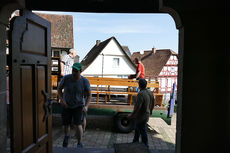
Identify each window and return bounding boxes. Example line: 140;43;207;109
52;49;61;57
171;67;175;73
52;59;59;66
54;51;60;57
113;58;120;68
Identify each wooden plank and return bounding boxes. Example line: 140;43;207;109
86;77;163;107
89;104;167;111
86;77;159;88
37;67;46;138
21;66;34;149
89;103;134;112
91;91;137;95
91;91;163;95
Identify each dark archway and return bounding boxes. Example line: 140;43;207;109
1;1;229;153
1;1;183;152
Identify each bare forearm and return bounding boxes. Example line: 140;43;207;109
58;87;64;102
136;71;141;78
85;91;91;107
82;91;91;113
60;62;64;76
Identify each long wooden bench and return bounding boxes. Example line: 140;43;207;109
85;77;163;106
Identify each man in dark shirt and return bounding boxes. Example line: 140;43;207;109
127;79;155;148
58;62;91;148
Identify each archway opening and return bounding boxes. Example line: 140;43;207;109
5;10;180;153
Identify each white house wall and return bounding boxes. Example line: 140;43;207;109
82;39;136;77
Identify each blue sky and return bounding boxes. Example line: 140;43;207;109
34;11;178;61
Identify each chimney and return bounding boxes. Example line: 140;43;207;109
96;40;101;46
152;47;156;54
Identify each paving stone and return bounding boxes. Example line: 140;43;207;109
52;114;177;152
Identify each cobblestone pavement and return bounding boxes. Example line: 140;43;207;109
52;113;176;152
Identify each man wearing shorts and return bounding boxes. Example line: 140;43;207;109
58;62;91;148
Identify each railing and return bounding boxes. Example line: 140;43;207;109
86;77;163;106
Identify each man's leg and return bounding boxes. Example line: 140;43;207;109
74;117;86;138
62;108;72;147
73;106;84;148
82;112;87;132
133;122;140;143
62;125;70;147
75;124;83;144
82;117;86;132
139;122;149;148
64;125;71;136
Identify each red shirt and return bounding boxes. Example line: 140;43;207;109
136;62;145;79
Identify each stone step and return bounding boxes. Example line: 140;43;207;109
53;147;114;153
53;147;174;153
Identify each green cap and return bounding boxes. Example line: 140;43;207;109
72;62;82;71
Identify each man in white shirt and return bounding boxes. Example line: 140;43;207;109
60;48;77;76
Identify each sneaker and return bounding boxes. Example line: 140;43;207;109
62;136;69;147
77;142;83;148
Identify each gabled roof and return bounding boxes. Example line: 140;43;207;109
81;36;136;71
35;13;74;49
131;49;178;78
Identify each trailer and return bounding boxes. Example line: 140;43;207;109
50;57;170;133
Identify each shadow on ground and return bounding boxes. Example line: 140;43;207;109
52;114;175;153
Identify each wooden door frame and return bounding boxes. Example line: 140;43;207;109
0;3;24;153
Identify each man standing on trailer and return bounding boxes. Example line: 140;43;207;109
128;57;145;92
128;57;145;80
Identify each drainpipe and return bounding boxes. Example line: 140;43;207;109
102;53;104;77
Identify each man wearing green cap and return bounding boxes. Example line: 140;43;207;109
58;62;91;148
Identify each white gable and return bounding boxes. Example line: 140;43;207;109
101;39;124;55
82;39;136;78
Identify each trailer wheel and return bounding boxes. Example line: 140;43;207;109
114;112;135;133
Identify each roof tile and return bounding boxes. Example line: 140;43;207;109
36;13;74;48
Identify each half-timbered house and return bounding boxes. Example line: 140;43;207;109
131;48;178;103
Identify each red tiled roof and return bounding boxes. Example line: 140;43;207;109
131;49;177;78
36;13;74;49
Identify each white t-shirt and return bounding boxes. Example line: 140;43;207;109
62;54;75;75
